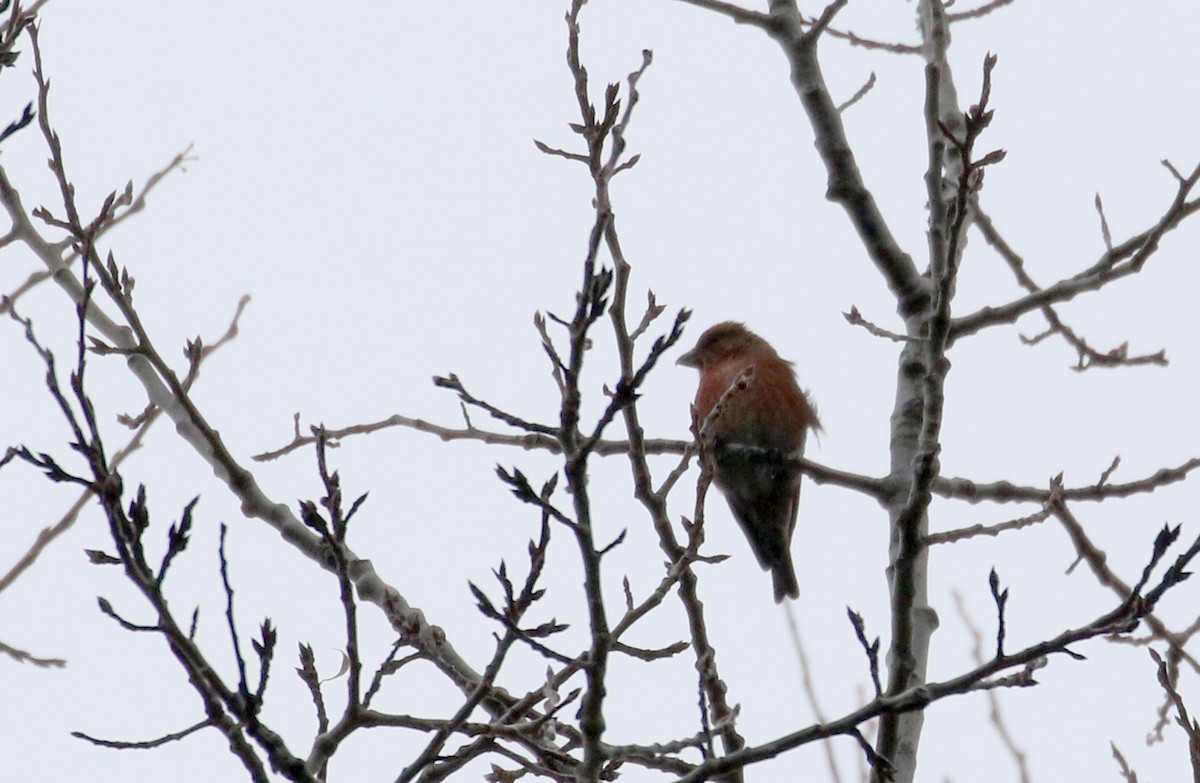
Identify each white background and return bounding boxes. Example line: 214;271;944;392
4;1;1200;781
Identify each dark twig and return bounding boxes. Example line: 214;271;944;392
218;524;252;704
1149;648;1200;779
72;719;215;750
951;590;1031;783
433;373;557;437
1051;495;1200;676
988;569;1009;659
848;608;883;698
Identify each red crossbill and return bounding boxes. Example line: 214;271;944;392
677;322;820;602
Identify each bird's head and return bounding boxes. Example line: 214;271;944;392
677;321;776;369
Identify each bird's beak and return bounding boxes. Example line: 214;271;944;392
676;349;699;368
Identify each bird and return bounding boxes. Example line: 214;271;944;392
677;321;820;602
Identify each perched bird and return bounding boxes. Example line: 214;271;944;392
677;322;820;602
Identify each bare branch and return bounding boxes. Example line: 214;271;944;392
1110;742;1140;783
970;203;1167;369
672;0;772;28
1051;497;1200;675
837;71;877;113
843;305;913;343
924;503;1051;545
676;527;1196;783
1095;193;1114;252
954;165;1200;342
768;2;926;310
933;457;1200;505
946;0;1017;22
0;639;67;667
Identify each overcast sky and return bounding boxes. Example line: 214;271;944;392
5;2;1200;781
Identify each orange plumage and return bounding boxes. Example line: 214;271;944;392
678;322;820;602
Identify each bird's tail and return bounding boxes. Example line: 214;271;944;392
772;558;800;603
